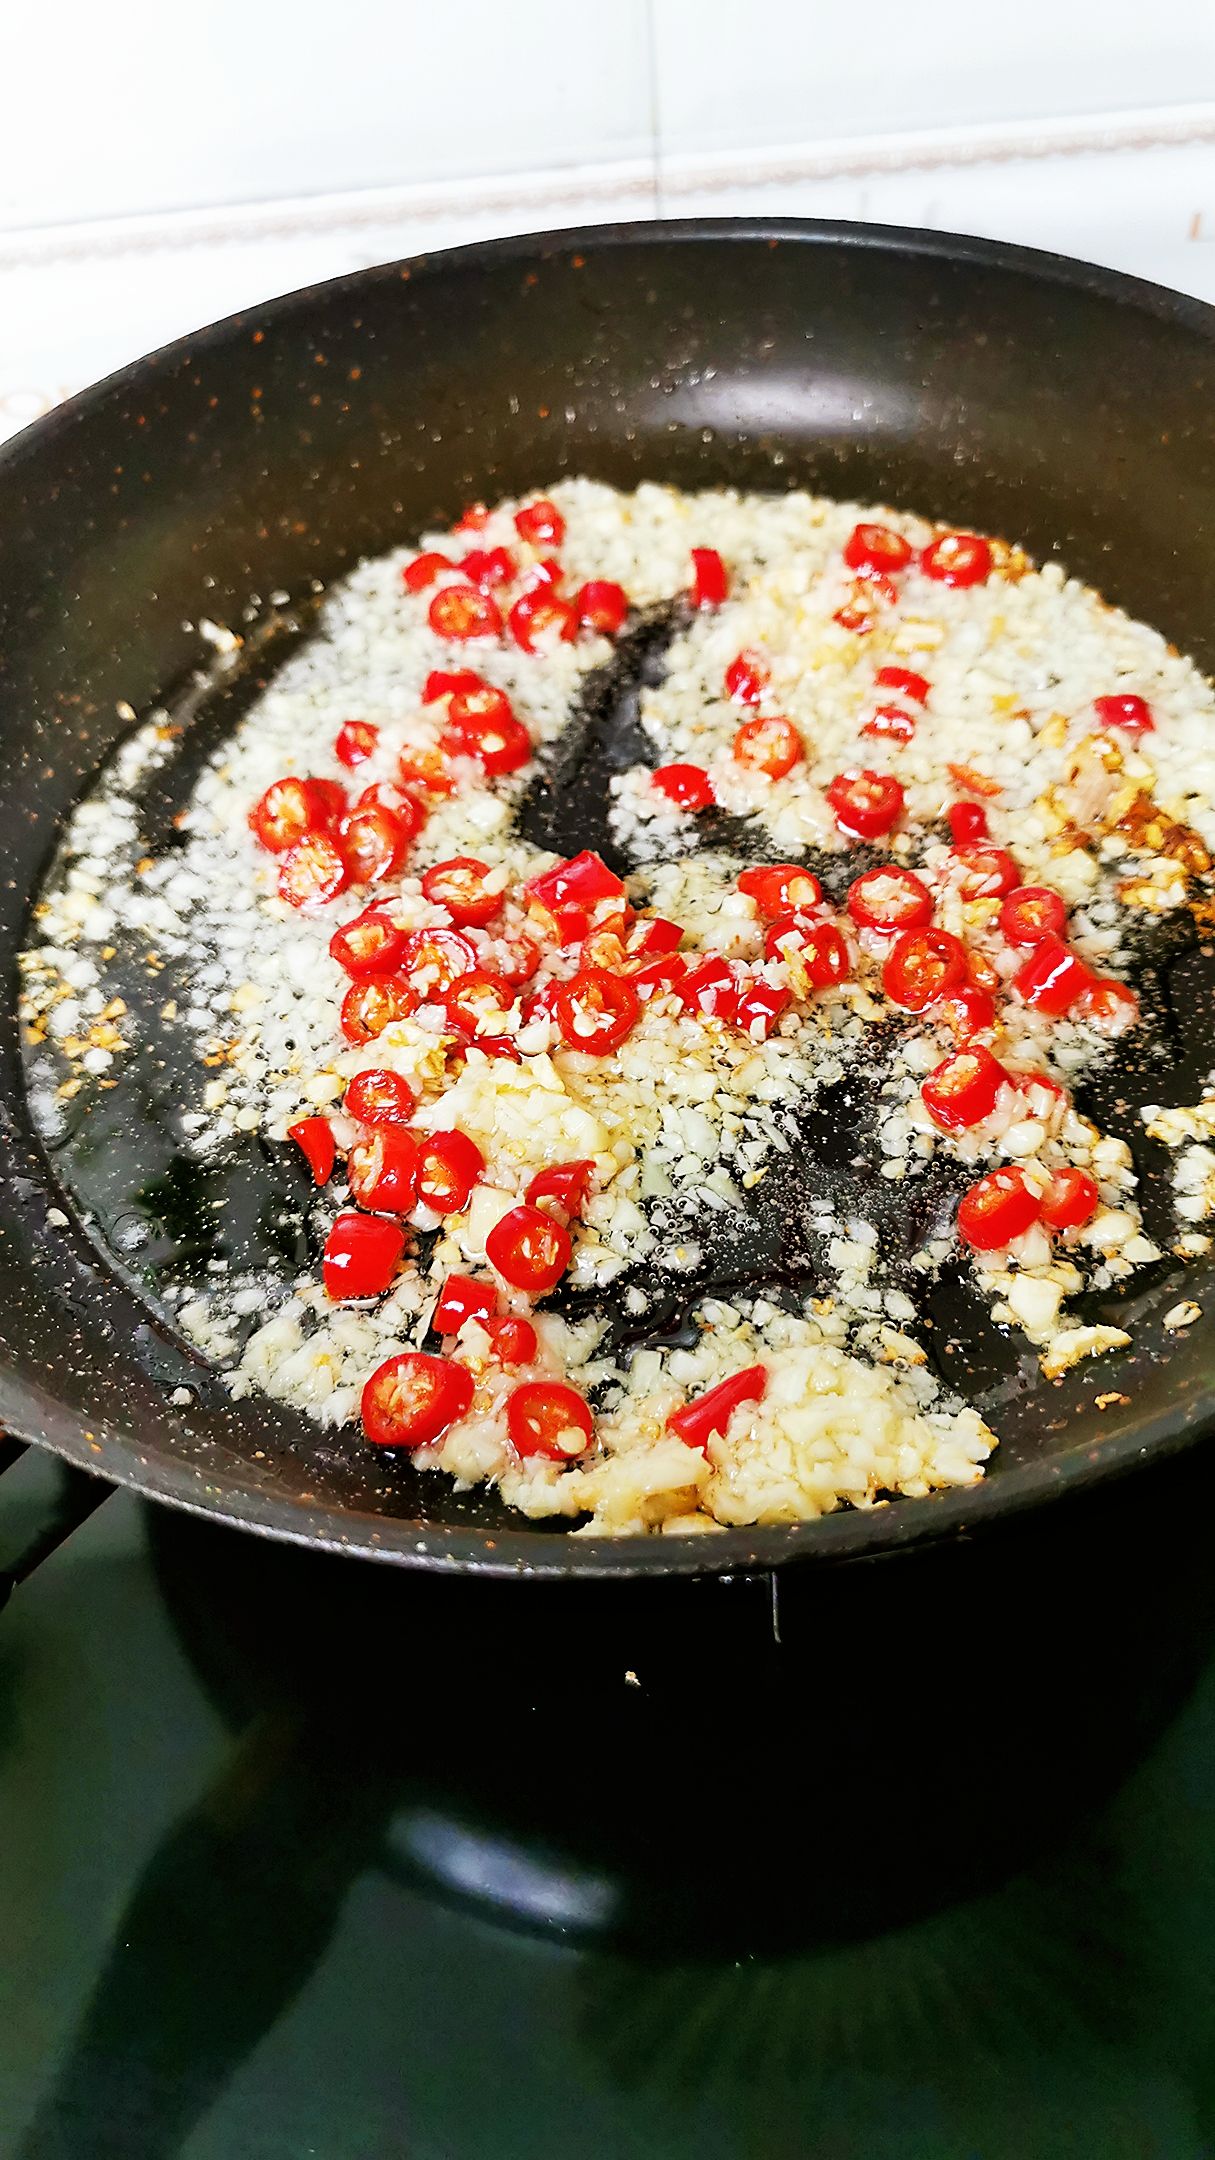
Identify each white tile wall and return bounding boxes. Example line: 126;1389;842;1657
0;0;656;230
652;0;1215;157
3;0;1215;234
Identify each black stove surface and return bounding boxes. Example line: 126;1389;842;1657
3;1441;1215;2159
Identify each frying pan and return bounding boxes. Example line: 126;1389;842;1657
3;217;1215;1580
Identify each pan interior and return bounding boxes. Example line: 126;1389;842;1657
2;223;1215;1567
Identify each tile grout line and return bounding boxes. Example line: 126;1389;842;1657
645;0;665;220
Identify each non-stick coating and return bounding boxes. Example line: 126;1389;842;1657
3;218;1215;1579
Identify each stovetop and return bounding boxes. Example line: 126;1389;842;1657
4;1440;1215;2160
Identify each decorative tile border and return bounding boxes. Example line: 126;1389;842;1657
1;102;1211;272
658;100;1215;200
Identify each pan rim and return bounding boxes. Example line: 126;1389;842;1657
5;1377;1209;1579
4;212;1215;1576
3;211;1215;482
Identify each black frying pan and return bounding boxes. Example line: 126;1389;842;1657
3;217;1215;1580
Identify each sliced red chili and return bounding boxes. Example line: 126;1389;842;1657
999;886;1068;946
525;1159;595;1221
1014;937;1096;1016
667;1364;767;1450
444;682;513;736
946;763;1001;800
495;936;542;985
951;845;1019;898
399;926;479;996
443;703;532;776
357;783;427;843
1041;1168;1101;1232
527;851;625;914
433;1273;498;1335
420;856;504;928
725;650;770;706
734;978;791;1039
574;580;628;634
793;920;853;989
339;975;417;1045
514;497;565;547
626;915;683;959
344;1069;416;1126
249;777;327;853
287;1116;335;1186
508;590;578;651
508;1381;593;1460
883;929;968;1011
323;1213;407;1301
632;954;688;998
549;906;592;948
460;545;515;589
482;1315;538;1367
335;720;379;768
574;918;629;980
833;584;888;633
921;532;993;587
847;867;933;933
834;593;876;634
652;763;715;812
397;744;457;797
329;908;408;979
360;1350;473;1446
844;522;912;578
308;778;349;827
732;715;804;779
520;982;563;1029
689;547;728;609
339;804;409;886
826;768;904;841
1094;693;1154;735
423;667;483;703
414;1128;485;1214
933;985;997;1040
765;911;848;979
947;801;989;845
402;552;453;592
738;863;823;918
678;956;739;1024
921;1044;1010;1131
443;971;515;1038
554;968;639;1054
875;665;930;704
348;1126;419;1212
957;1168;1042;1251
278;833;349;910
575;915;630;975
457;1032;522;1065
428;584;503;640
862;705;916;744
455;502;490;534
1075;978;1140;1036
486;1203;572;1295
